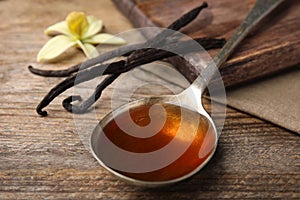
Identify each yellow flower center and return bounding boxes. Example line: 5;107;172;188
66;11;89;39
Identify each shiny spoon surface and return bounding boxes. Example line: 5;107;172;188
91;0;285;186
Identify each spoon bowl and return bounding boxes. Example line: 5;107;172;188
91;85;218;186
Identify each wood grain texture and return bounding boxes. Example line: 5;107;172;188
0;0;299;199
113;0;300;87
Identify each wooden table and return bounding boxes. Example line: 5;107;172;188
0;0;299;199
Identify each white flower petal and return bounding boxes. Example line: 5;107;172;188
77;41;99;58
44;21;71;36
83;16;103;39
37;35;76;62
84;33;126;45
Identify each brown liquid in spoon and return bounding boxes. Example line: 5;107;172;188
102;103;216;181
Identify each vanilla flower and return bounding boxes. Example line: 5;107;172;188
37;11;126;62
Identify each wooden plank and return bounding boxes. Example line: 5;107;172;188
0;0;299;199
113;0;300;87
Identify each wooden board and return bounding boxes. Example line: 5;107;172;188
113;0;300;87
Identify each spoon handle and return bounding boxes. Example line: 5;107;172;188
193;0;285;91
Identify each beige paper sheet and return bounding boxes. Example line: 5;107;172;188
226;67;300;134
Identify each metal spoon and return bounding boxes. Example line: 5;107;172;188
90;0;284;186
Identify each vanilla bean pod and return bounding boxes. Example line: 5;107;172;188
147;2;207;47
28;2;208;78
35;38;225;116
28;43;145;77
35;61;122;116
61;38;226;114
62;73;121;113
106;38;226;73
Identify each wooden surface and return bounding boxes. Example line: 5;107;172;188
0;0;299;199
113;0;300;87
